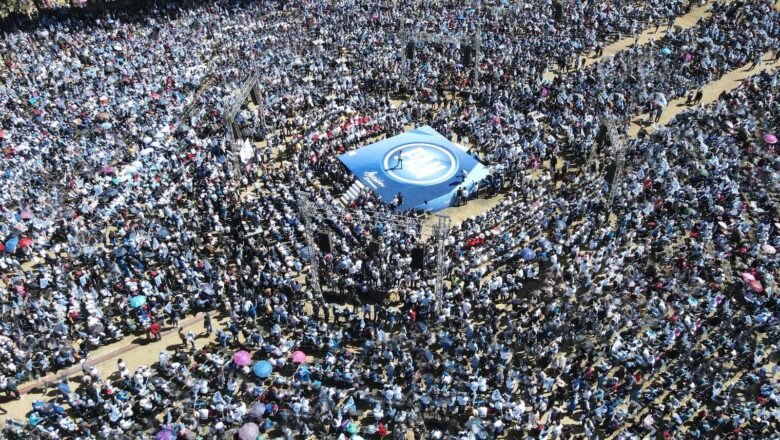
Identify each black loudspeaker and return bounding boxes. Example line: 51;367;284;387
316;232;332;253
411;247;424;270
596;124;609;146
250;88;260;106
406;42;415;59
368;241;380;257
462;46;473;66
553;2;563;21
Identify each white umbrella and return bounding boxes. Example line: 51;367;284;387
238;422;259;440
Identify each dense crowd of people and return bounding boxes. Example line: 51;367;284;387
0;0;778;438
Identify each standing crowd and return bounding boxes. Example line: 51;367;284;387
0;0;778;439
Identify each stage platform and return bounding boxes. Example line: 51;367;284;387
338;126;489;211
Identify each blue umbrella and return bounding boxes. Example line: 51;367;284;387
520;248;537;261
5;236;19;253
661;47;671;55
58;382;71;395
252;360;273;378
28;413;42;426
130;295;147;308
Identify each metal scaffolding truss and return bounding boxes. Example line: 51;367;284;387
223;70;268;142
605;118;627;210
223;71;258;140
430;214;451;310
295;191;451;308
586;119;605;169
295;191;325;305
399;19;482;89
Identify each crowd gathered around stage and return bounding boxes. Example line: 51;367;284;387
0;0;779;438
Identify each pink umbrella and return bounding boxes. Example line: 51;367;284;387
741;272;756;282
291;350;307;364
20;211;31;220
761;244;776;255
748;280;763;292
102;166;115;174
763;133;777;144
233;350;252;366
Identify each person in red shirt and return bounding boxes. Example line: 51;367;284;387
148;322;162;341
